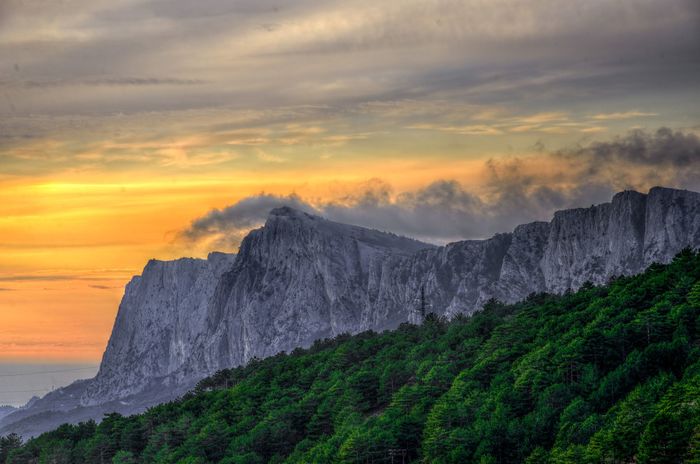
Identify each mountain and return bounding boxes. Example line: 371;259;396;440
1;186;699;438
5;251;700;463
0;407;15;423
83;209;431;406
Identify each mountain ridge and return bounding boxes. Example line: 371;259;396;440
2;185;699;438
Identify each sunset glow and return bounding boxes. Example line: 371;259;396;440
1;0;699;364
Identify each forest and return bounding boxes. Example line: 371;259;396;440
2;250;700;463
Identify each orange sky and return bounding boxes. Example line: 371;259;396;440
1;137;693;363
1;0;698;364
0;158;494;362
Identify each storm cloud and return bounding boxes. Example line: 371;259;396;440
562;127;700;168
555;127;700;191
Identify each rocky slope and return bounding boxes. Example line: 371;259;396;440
2;186;699;438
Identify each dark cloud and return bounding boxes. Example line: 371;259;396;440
562;127;700;168
181;193;316;248
180;128;699;248
313;176;616;243
319;180;491;241
179;177;614;247
557;127;700;190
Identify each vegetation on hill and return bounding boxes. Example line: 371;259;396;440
3;250;700;463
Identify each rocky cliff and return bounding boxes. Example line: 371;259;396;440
2;186;699;437
83;252;236;404
81;186;700;406
85;208;432;405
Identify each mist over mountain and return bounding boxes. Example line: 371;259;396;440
1;186;699;438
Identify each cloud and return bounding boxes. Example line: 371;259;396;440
410;124;503;136
0;274;115;282
179;127;700;248
559;127;700;168
179;177;613;247
255;149;287;163
410;111;620;137
17;77;207;88
579;126;607;134
180;193;316;249
516;112;569;124
1;0;697;122
591;111;658;120
87;284;119;290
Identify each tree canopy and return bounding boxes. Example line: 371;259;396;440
4;250;700;463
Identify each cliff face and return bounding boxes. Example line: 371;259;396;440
83;252;236;404
82;208;433;405
3;186;699;437
643;187;700;264
541;190;648;292
495;221;551;303
166;207;432;381
83;187;700;405
540;188;700;292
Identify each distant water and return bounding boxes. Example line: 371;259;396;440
0;363;99;407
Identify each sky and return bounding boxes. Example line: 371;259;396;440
0;0;699;376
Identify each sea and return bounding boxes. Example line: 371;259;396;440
0;363;99;408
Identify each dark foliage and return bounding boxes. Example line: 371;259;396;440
4;250;700;463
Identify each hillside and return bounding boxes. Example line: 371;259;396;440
3;250;700;463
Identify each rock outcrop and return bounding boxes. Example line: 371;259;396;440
2;186;699;438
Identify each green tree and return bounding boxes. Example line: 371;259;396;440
0;434;22;463
112;450;136;464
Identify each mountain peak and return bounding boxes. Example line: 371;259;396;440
261;205;434;255
268;205;315;219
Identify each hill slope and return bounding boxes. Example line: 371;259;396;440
4;250;700;463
